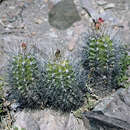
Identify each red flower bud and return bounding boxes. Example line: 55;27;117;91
98;17;104;23
21;42;27;49
95;23;101;30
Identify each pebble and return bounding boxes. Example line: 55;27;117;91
84;13;89;20
7;24;14;29
81;10;86;16
2;16;7;23
31;32;36;36
19;24;25;29
49;32;58;38
44;0;48;3
34;18;43;24
9;6;15;9
104;3;115;10
67;30;73;36
68;42;75;51
40;4;46;9
99;7;105;14
18;2;25;8
113;25;119;30
81;0;99;19
44;18;48;22
89;17;94;23
96;0;107;6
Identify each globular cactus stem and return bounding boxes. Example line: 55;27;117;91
42;60;87;112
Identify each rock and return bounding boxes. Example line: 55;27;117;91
44;0;48;3
93;88;124;112
96;0;107;6
104;3;115;10
14;109;88;130
80;0;99;20
81;10;87;16
14;111;40;130
9;6;15;10
83;87;130;130
94;87;130;123
34;18;43;24
48;0;81;30
99;10;120;25
49;0;62;4
68;39;76;51
31;32;36;36
48;1;54;10
83;111;130;130
80;0;119;25
99;7;105;14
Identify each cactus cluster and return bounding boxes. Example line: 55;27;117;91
6;32;129;111
10;54;39;90
41;60;87;112
6;43;87;111
82;34;129;95
0;78;6;121
7;51;43;109
0;83;4;119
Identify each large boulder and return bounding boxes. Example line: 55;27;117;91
14;109;88;130
83;87;130;130
48;0;81;30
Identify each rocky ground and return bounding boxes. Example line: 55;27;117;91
0;0;130;96
0;0;130;130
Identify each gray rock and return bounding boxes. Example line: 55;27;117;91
80;0;120;26
83;111;130;130
104;3;115;10
99;10;120;25
48;0;81;30
93;88;124;112
83;87;130;130
14;109;88;130
94;87;130;123
96;0;107;6
80;0;99;20
14;111;40;130
49;0;62;4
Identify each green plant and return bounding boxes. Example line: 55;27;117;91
82;34;130;95
11;126;26;130
9;54;39;92
42;60;87;112
7;47;43;109
115;47;130;87
0;81;3;114
6;43;87;111
0;77;6;121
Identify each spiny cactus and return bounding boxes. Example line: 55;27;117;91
82;34;129;96
0;82;4;119
9;54;39;92
42;60;87;112
5;42;87;111
6;43;44;109
0;77;6;122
